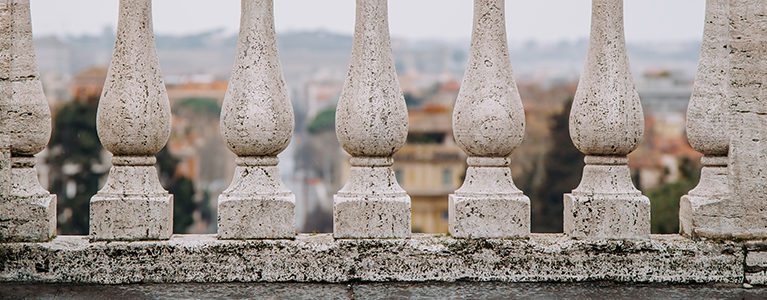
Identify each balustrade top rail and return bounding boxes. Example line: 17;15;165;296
0;0;765;285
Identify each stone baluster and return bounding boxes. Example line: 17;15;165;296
90;0;172;241
218;0;295;239
449;0;529;238
0;0;56;242
564;0;649;240
679;0;732;238
334;0;410;238
727;0;767;239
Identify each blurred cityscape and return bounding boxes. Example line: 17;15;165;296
37;27;702;235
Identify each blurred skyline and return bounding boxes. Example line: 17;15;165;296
31;0;705;42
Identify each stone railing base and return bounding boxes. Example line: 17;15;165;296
0;234;754;284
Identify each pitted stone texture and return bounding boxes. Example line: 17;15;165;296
91;0;172;241
0;159;55;242
569;0;643;156
97;0;170;156
680;0;734;239
0;135;9;196
564;194;650;240
218;196;294;239
680;158;735;238
566;0;648;240
334;0;410;239
218;164;295;239
1;0;51;173
453;0;524;158
218;0;295;239
0;234;743;284
450;160;530;238
0;0;56;242
334;163;410;238
220;0;293;157
565;161;650;239
449;0;530;238
334;196;410;239
89;196;172;241
687;0;730;156
449;195;529;239
745;242;767;285
727;0;767;239
90;164;172;241
335;0;408;158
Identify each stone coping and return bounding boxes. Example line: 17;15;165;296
0;234;751;284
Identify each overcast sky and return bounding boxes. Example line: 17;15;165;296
30;0;705;42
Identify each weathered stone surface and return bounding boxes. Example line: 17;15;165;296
218;160;294;239
744;241;767;285
0;0;56;242
334;158;410;238
449;0;529;238
91;0;172;241
680;0;735;239
0;234;743;284
334;0;410;238
566;0;649;240
449;159;529;238
0;157;55;242
0;134;9;197
90;157;172;241
726;0;767;239
218;0;295;239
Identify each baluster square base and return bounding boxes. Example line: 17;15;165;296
218;194;295;239
680;195;751;239
0;194;56;242
448;194;530;238
89;194;173;241
563;193;650;239
333;195;411;239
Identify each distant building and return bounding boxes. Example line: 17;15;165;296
36;36;72;105
393;81;466;234
396;105;466;234
69;67;107;104
631;70;699;190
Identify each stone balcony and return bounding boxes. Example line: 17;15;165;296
1;0;766;286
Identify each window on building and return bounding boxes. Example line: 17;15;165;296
442;168;452;187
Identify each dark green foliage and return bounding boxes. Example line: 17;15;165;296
170;177;196;233
530;99;584;233
48;98;103;234
646;157;700;234
307;107;336;134
155;146;198;234
173;97;221;117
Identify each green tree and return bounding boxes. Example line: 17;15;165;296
307;107;336;134
48;97;104;234
530;99;584;232
156;146;198;233
646;157;700;234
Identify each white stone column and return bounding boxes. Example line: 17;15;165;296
218;0;295;239
449;0;529;238
679;0;733;238
0;0;56;242
90;0;172;241
564;0;649;240
334;0;410;238
727;0;767;239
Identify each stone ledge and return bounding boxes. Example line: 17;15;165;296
0;234;744;284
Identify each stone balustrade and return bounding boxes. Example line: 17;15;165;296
1;0;766;284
